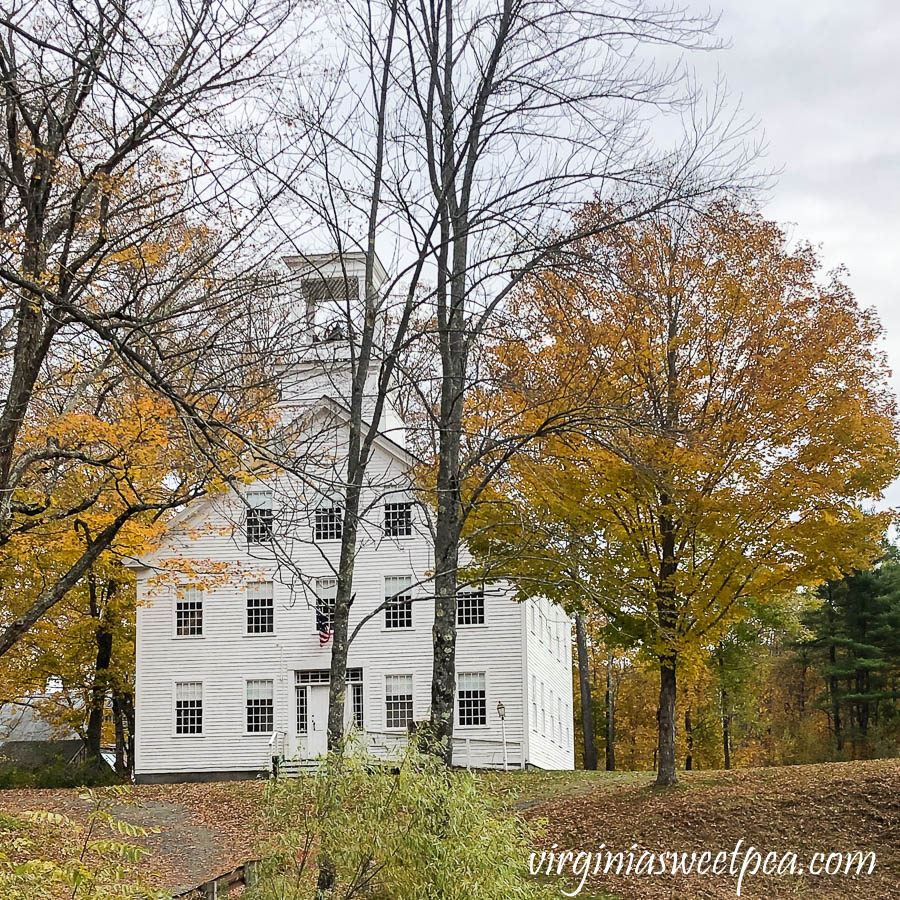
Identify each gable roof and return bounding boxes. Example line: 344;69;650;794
122;395;423;570
0;700;80;743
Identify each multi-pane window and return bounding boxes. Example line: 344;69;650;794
315;577;336;632
175;682;202;735
296;681;308;734
541;682;547;735
384;576;413;630
457;672;487;726
530;602;536;633
350;682;364;729
531;675;538;726
246;679;274;733
314;506;342;541
550;688;556;739
246;491;274;544
385;674;413;729
384;502;413;537
175;587;203;637
457;589;485;626
247;581;274;634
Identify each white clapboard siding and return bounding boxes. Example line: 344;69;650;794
522;596;576;770
134;420;572;777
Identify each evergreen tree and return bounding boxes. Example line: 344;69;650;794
802;547;900;757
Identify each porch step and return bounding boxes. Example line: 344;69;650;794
272;757;320;777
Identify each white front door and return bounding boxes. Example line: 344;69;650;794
307;685;330;758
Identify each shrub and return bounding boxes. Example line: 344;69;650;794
0;759;120;790
0;785;165;899
249;744;554;900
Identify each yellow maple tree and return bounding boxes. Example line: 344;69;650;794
469;201;900;785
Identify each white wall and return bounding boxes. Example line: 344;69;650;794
133;439;535;777
522;596;576;770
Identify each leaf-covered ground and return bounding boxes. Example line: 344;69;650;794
0;758;897;898
513;758;900;899
0;780;268;893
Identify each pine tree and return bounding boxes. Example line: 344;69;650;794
803;548;900;757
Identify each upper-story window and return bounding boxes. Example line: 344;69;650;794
457;589;485;626
246;491;274;544
384;576;413;629
247;581;275;634
384;502;413;537
175;586;203;637
314;506;343;542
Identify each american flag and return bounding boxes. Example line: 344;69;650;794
318;624;332;646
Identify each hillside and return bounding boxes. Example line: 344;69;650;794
0;758;897;898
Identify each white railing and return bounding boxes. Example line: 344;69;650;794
267;730;285;772
268;729;523;775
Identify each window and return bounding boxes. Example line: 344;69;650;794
541;682;547;736
530;602;536;633
384;502;413;537
456;589;485;626
315;577;336;632
557;697;563;743
175;587;203;637
531;674;538;726
351;683;364;729
385;674;413;729
247;581;274;634
296;681;308;734
457;672;487;726
246;491;274;544
246;679;274;733
550;688;556;740
384;576;413;629
314;506;342;541
175;682;202;735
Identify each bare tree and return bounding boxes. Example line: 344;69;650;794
0;0;306;655
258;0;759;782
378;0;755;764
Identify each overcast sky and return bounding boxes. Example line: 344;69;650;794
684;0;900;506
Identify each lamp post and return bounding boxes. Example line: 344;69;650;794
496;700;508;771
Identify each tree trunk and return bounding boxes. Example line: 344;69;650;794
124;692;135;777
721;694;731;770
605;649;615;771
112;693;127;778
574;614;597;770
655;655;678;785
86;620;113;763
426;238;467;766
684;707;693;771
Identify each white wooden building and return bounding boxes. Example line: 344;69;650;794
128;253;574;782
